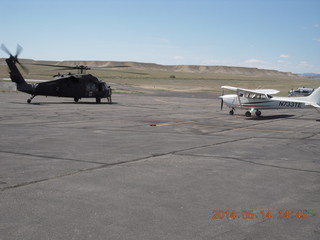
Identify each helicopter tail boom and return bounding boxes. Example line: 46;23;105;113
5;58;34;94
1;44;34;94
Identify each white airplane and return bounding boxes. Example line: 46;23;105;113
288;87;314;96
219;85;320;117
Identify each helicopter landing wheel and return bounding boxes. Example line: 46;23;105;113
74;97;79;103
27;95;35;104
96;97;101;103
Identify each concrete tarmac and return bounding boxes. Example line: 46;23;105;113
0;91;319;240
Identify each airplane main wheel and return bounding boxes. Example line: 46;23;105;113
255;110;261;117
245;111;251;117
96;97;101;103
74;97;79;102
27;99;31;104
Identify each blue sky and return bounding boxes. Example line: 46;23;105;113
1;0;320;73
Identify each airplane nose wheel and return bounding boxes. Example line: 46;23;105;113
229;109;234;115
245;111;251;117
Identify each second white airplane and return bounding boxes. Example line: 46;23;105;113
219;86;320;117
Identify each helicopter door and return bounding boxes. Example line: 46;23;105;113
60;77;82;98
86;82;96;97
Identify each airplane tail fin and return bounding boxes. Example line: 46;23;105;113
306;87;320;107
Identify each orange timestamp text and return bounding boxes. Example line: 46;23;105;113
212;210;308;220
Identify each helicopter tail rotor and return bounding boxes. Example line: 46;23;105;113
1;44;29;73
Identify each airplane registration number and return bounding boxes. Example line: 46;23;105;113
279;101;302;108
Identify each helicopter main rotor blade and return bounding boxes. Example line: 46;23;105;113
43;68;74;71
26;63;74;68
97;69;148;75
25;62;147;75
27;63;131;70
94;65;129;69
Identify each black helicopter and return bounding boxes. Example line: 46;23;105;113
1;44;130;104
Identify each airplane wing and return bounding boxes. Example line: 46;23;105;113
221;86;280;95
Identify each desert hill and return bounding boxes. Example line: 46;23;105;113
2;58;318;94
10;59;300;78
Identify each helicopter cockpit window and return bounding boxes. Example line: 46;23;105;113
98;82;105;91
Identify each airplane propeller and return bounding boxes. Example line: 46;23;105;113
1;44;29;73
220;90;224;110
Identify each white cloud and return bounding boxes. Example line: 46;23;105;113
279;54;290;58
244;59;266;64
313;38;320;42
298;61;309;67
314;24;320;28
201;59;221;65
173;56;184;60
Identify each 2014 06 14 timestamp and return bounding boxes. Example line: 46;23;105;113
212;210;308;220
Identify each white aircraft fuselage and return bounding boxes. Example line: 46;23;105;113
220;86;320;117
222;94;312;110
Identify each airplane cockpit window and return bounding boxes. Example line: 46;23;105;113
260;94;267;99
243;93;269;99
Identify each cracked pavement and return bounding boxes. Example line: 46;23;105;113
0;91;319;240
